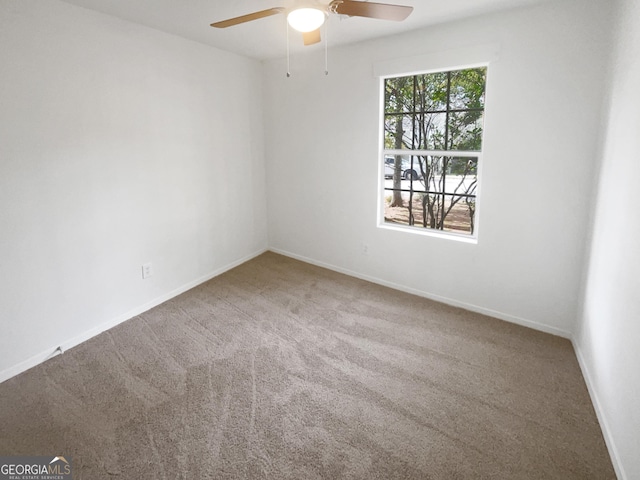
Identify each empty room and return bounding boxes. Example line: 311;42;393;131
0;0;638;478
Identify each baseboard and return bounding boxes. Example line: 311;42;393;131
272;248;623;477
0;245;571;378
2;245;620;476
572;341;626;480
0;248;268;384
269;247;572;339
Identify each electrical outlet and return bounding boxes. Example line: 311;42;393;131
142;262;153;279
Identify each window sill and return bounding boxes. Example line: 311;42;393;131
378;221;478;244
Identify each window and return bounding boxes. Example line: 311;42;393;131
381;67;487;237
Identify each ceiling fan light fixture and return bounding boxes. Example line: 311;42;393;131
287;7;326;33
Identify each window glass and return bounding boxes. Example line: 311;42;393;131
381;67;486;237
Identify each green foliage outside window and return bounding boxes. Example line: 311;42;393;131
382;67;486;235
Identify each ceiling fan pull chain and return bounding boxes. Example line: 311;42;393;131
286;21;291;78
324;18;329;75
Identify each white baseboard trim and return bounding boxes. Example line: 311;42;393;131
269;247;572;339
2;245;621;476
0;245;572;372
572;342;626;480
0;248;267;385
270;249;625;475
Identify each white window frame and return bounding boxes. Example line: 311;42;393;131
373;45;499;243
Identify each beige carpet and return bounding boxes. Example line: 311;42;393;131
0;252;615;479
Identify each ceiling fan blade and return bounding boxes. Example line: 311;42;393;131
303;29;322;46
210;7;285;28
330;1;413;21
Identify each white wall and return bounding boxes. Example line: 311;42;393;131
575;0;640;477
263;0;612;336
0;0;268;380
0;0;635;475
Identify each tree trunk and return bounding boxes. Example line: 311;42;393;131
390;119;404;207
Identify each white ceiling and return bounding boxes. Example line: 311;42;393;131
59;0;551;60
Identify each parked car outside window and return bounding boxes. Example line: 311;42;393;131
384;156;422;180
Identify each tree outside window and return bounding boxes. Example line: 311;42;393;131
382;67;486;236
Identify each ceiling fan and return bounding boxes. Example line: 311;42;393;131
210;1;413;47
